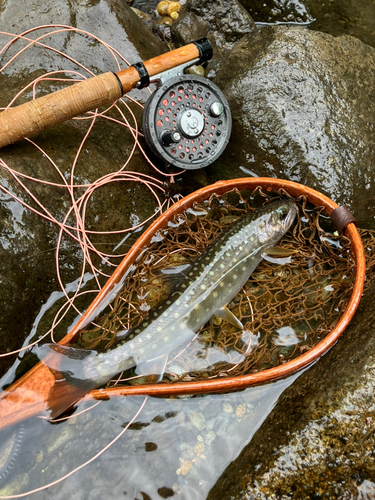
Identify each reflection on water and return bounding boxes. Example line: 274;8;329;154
0;374;300;499
272;326;301;346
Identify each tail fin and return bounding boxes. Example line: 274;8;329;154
37;344;99;419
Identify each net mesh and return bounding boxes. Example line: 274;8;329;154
75;188;372;386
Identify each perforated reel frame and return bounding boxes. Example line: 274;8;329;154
142;75;232;170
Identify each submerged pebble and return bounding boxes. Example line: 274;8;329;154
0;473;29;497
205;430;216;446
180;459;193;476
188;411;206;431
46;427;74;455
222;403;234;413
235;404;246;419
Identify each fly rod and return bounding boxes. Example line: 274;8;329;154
0;38;213;149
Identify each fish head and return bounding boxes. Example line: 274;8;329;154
257;199;297;245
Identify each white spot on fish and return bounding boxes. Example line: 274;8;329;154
219;282;224;287
164;336;169;342
220;264;225;269
157;327;162;332
233;274;237;279
174;313;180;318
213;292;218;298
135;329;141;334
201;284;206;290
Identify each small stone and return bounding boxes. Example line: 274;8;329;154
0;473;29;496
215;413;231;436
180;460;193;475
227;419;240;434
197;434;204;442
188;411;206;431
47;426;74;454
205;430;216;446
36;450;43;463
235;404;246;419
176;468;181;475
222;403;234;413
194;441;205;457
181;445;195;461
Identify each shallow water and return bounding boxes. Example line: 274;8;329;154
0;2;374;498
0;368;300;499
0;191;360;499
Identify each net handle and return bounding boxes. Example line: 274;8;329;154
0;41;203;148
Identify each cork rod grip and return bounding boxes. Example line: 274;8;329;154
0;41;203;149
0;72;124;148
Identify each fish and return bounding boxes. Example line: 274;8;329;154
38;199;297;418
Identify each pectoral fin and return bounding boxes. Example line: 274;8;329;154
262;246;297;265
214;306;243;330
264;246;298;256
135;353;169;382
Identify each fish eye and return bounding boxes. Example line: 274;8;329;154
278;208;289;221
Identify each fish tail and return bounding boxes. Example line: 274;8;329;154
37;344;100;419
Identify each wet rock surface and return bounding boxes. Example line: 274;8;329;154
242;0;375;49
240;0;313;25
0;0;167;379
212;26;375;229
208;284;375;499
0;0;375;498
171;0;256;66
0;0;166;75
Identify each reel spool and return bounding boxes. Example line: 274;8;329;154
142;75;232;170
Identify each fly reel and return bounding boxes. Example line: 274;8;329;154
142;75;232;170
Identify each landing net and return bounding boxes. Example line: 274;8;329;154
77;187;368;385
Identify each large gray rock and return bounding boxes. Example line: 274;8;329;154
208;281;375;499
212;26;375;229
171;0;257;64
0;0;167;379
0;0;166;74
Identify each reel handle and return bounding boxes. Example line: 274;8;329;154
0;39;211;149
